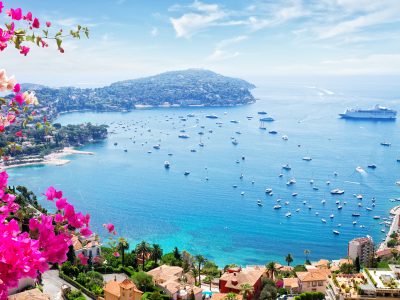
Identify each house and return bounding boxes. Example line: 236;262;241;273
348;236;374;267
8;288;50;300
283;278;300;294
211;293;243;300
71;234;101;260
296;269;330;293
103;278;143;300
313;259;330;269
219;266;264;300
7;277;36;296
147;265;202;300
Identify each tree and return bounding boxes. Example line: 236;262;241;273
355;256;361;272
149;291;163;300
260;281;277;300
204;274;216;290
151;244;163;264
224;293;238;300
240;283;254;299
195;255;206;285
304;249;311;263
135;241;151;270
131;271;154;292
285;254;293;266
266;262;277;280
173;247;181;260
118;238;129;266
339;263;355;274
66;245;76;264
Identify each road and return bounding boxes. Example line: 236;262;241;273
42;270;90;300
378;205;400;251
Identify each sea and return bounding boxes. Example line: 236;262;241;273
7;78;400;267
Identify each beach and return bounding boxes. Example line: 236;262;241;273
0;147;94;170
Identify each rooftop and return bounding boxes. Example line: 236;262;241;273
8;289;50;300
296;269;330;282
220;266;264;289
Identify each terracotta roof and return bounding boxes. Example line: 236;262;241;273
296;269;330;282
147;265;183;283
104;279;143;297
315;259;329;267
211;293;243;300
120;279;136;290
8;289;50;300
338;258;353;266
376;248;393;257
220;268;264;289
71;235;83;251
283;278;299;289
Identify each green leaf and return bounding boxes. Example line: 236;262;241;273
56;38;62;49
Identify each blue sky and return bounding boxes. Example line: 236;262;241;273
1;0;400;86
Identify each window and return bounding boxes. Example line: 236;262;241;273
318;281;323;286
312;282;317;287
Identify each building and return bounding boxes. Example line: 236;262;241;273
71;234;101;260
219;266;265;300
348;236;374;267
147;265;202;300
296;269;331;293
103;278;143;300
8;288;50;300
282;278;300;294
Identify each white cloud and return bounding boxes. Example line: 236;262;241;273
151;27;159;37
207;35;247;61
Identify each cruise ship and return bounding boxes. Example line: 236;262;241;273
339;105;397;120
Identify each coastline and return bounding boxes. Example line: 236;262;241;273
378;205;400;251
0;147;94;170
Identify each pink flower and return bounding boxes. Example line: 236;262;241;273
45;186;63;201
14;94;24;105
80;227;92;237
103;223;115;234
13;83;20;93
46;21;51;27
19;46;30;56
0;2;4;14
54;214;63;223
113;251;120;257
24;12;32;22
7;8;23;21
78;253;88;265
15;130;23;137
55;198;67;210
32;18;40;29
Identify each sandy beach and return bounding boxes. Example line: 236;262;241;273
0;147;94;170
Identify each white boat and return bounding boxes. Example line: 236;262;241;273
285;201;290;205
265;188;273;194
331;189;345;195
339;104;397;120
333;230;340;235
287;178;296;185
326;181;330;185
366;207;372;211
356;166;365;173
206;114;218;119
373;216;381;219
274;205;282;209
285;212;292;217
296;208;300;212
396;181;400;186
321;219;326;223
352;213;361;217
321;199;326;204
330;214;335;218
240;192;245;196
164;161;170;169
282;135;288;141
310;180;314;185
356;194;363;200
381;142;391;146
353;221;357;225
292;193;298;197
337;206;343;210
302;157;312;161
257;200;263;206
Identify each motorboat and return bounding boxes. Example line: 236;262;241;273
333;230;340;235
184;171;190;176
282;164;291;170
368;164;377;169
330;214;335;218
269;130;278;134
302;157;312;161
380;142;391;146
164;161;170;169
321;219;326;223
178;134;190;139
153;144;161;149
285;212;292;217
274;205;282;209
282;135;289;141
373;216;381;219
287;179;296;185
352;213;361;217
292;193;298;197
265;188;273;194
331;189;345;195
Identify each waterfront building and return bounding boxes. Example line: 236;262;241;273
103;278;143;300
71;234;101;260
147;265;202;300
348;236;374;267
282;278;301;294
296;269;331;293
219;266;264;299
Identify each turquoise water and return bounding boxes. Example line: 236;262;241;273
8;82;400;266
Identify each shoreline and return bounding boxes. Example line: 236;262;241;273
378;205;400;251
0;147;94;170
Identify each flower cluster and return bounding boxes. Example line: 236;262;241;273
0;1;88;55
0;173;96;298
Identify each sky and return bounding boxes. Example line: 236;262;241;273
1;0;400;87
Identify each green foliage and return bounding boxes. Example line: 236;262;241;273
260;279;277;300
339;263;356;274
161;253;182;266
61;261;80;278
293;265;307;272
224;292;239;300
294;292;324;300
75;271;104;295
203;261;220;277
376;260;390;269
144;260;158;272
285;254;293;266
387;239;397;248
65;290;86;300
132;271;155;292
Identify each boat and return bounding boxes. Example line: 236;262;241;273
356;194;363;200
184;171;190;176
302;157;312;161
282;135;288;141
285;212;292;218
396;181;400;186
269;130;278;134
164;161;170;169
124;149;128;152
257;200;263;206
292;193;298;197
187;113;195;117
331;189;345;195
326;181;330;185
199;143;205;147
353;221;357;225
380;142;391;146
333;230;340;235
310;180;314;184
321;219;326;223
282;164;291;170
368;164;377;169
352;213;361;217
339;104;397;120
330;214;335;218
153;144;160;149
190;149;197;152
241;192;245;196
337;206;343;210
274;205;282;209
114;142;118;146
206;115;218;119
232;140;239;146
178;134;190;139
258;111;267;115
260;117;274;122
287;178;296;185
232;185;237;188
321;199;326;204
265;188;273;194
373;216;381;219
230;120;239;124
366;207;372;211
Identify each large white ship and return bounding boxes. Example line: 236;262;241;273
339;105;397;120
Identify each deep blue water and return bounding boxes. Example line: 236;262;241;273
7;82;400;266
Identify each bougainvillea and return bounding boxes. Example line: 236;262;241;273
0;2;113;299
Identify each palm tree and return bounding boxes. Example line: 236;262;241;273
117;238;129;266
151;244;163;264
304;249;311;262
285;253;293;266
204;274;215;290
190;267;199;285
239;283;254;299
266;261;277;280
194;255;206;285
135;240;151;270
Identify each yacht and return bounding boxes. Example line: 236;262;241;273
282;164;291;170
285;212;292;218
321;219;326;223
260;117;274;122
178;134;190;139
258;111;267;115
333;230;340;235
184;171;190;176
164;161;170;169
274;205;282;209
269;130;278;134
331;189;345;195
206;115;218;119
352;213;361;217
302;157;312;161
339;104;397;120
